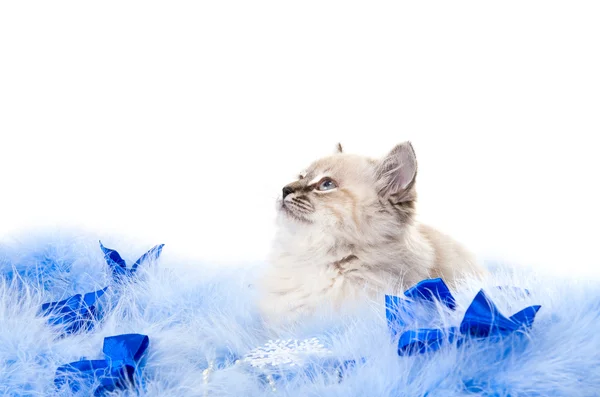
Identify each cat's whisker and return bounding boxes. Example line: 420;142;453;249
294;196;311;204
291;200;313;212
288;205;311;215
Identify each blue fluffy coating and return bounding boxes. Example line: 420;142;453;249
1;231;600;396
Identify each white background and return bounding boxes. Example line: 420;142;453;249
1;2;599;277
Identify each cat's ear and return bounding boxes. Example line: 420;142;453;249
336;142;343;153
375;141;417;200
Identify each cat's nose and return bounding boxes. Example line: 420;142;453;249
282;185;294;199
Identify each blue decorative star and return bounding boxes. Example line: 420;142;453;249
403;278;456;309
40;287;108;335
99;241;164;282
397;327;460;355
40;242;165;336
385;278;456;335
387;279;541;356
54;333;150;396
460;290;541;338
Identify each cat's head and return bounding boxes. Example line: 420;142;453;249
276;141;418;235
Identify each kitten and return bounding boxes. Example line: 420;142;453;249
258;141;485;324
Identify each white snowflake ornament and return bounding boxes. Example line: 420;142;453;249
241;338;334;369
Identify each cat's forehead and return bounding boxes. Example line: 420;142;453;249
302;154;375;179
302;157;337;177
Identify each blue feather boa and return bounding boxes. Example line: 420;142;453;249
1;232;599;396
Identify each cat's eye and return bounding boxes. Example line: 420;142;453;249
316;177;337;191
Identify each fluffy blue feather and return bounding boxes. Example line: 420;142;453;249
1;231;600;396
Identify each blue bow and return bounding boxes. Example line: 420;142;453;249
40;287;108;335
403;278;457;309
385;278;456;335
387;279;541;356
99;241;164;282
55;333;150;395
460;290;540;338
40;242;164;336
397;327;460;355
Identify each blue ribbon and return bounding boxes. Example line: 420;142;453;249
40;242;164;336
387;279;541;356
403;278;456;309
55;333;150;395
460;290;540;338
397;327;460;355
99;241;164;282
40;287;108;335
386;278;456;335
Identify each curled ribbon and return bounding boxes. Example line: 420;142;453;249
387;278;541;356
54;333;150;395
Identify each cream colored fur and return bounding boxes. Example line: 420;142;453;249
258;142;485;324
